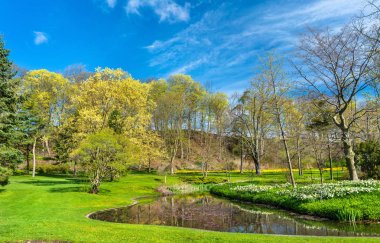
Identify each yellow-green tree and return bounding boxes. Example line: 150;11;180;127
22;69;69;177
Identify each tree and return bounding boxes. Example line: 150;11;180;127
72;129;135;194
265;53;296;187
234;76;272;175
68;68;153;177
22;69;69;177
295;24;380;180
209;92;229;161
0;36;22;185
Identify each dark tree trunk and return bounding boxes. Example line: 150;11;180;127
328;138;333;180
26;145;30;174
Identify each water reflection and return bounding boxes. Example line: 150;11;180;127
89;195;380;237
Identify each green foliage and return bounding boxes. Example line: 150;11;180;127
356;141;380;179
179;176;227;184
0;36;17;118
0;166;11;186
336;207;363;222
72;129;136;193
0;146;24;170
36;163;70;175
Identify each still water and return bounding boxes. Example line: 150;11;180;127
89;195;380;237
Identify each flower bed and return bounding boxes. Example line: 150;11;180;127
211;180;380;221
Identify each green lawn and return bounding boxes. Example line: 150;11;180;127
0;173;378;243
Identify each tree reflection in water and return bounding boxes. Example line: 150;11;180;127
90;195;380;237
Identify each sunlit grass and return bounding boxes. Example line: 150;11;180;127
0;172;377;242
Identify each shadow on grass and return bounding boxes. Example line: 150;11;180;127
19;180;75;186
49;186;89;193
19;176;88;186
49;186;111;194
0;188;5;193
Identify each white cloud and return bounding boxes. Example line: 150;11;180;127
145;0;367;91
125;0;190;23
33;31;48;45
106;0;117;8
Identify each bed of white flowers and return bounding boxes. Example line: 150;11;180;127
232;183;289;193
231;180;380;202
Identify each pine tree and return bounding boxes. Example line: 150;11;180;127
0;36;18;144
0;36;23;185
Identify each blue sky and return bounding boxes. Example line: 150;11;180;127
0;0;367;95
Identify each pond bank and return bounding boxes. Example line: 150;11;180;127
210;182;380;223
88;194;380;237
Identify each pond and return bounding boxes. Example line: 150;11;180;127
89;195;380;237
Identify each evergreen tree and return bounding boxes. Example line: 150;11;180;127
0;36;23;185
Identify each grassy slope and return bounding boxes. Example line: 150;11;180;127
0;173;378;243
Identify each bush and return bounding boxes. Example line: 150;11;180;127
356;141;380;179
179;176;227;184
0;146;24;170
36;164;70;175
0;166;12;186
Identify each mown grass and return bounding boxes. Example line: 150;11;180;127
0;172;378;242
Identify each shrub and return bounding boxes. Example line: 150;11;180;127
356;141;380;179
0;166;12;186
179;176;227;184
36;164;70;175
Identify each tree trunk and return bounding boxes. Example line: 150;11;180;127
281;134;296;187
91;169;100;194
32;137;37;178
253;158;261;175
205;161;208;177
170;154;175;175
276;111;296;187
296;137;302;176
187;114;191;161
180;139;184;159
73;161;77;177
45;138;51;156
319;168;323;185
148;158;151;173
342;130;359;181
26;145;30;174
328;138;333;180
240;137;244;174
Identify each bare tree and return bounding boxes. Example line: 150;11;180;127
232;77;271;175
263;53;296;187
295;23;379;180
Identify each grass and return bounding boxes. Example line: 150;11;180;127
0;171;378;242
210;179;380;222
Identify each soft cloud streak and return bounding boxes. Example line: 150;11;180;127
33;31;48;45
146;0;366;92
106;0;117;8
125;0;190;23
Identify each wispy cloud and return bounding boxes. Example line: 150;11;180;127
146;0;366;93
106;0;117;8
33;31;48;45
125;0;190;23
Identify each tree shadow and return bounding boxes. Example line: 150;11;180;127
49;186;111;194
0;188;5;193
49;186;89;193
19;180;74;186
19;176;88;186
